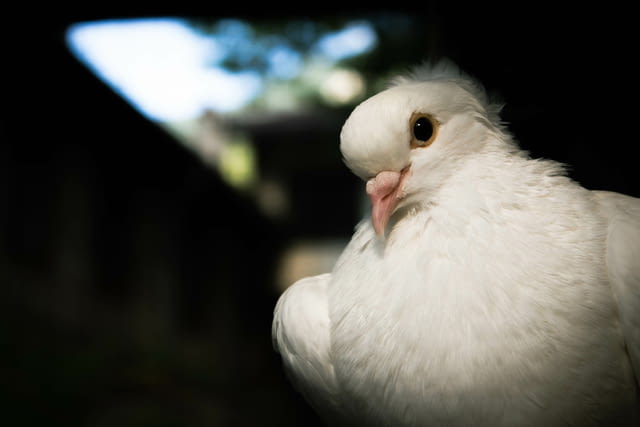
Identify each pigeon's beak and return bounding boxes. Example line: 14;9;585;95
366;166;410;236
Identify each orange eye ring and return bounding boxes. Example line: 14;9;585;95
409;113;438;149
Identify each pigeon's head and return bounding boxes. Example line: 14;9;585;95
340;61;505;236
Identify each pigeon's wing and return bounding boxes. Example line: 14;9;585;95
595;191;640;385
272;273;341;420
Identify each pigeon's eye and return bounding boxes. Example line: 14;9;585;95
410;113;438;149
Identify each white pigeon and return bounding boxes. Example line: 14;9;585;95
272;61;640;427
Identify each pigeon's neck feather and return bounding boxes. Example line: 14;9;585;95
392;148;571;236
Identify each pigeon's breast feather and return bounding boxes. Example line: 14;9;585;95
326;193;633;425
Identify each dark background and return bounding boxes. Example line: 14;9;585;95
1;4;637;426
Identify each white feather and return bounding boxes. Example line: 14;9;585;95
595;191;640;381
273;61;640;426
272;273;343;423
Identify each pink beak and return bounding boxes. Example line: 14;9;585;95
366;167;410;236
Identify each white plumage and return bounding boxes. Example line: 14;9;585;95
272;61;640;426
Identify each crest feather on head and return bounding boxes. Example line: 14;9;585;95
390;59;504;122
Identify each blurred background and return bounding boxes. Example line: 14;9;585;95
1;4;637;426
